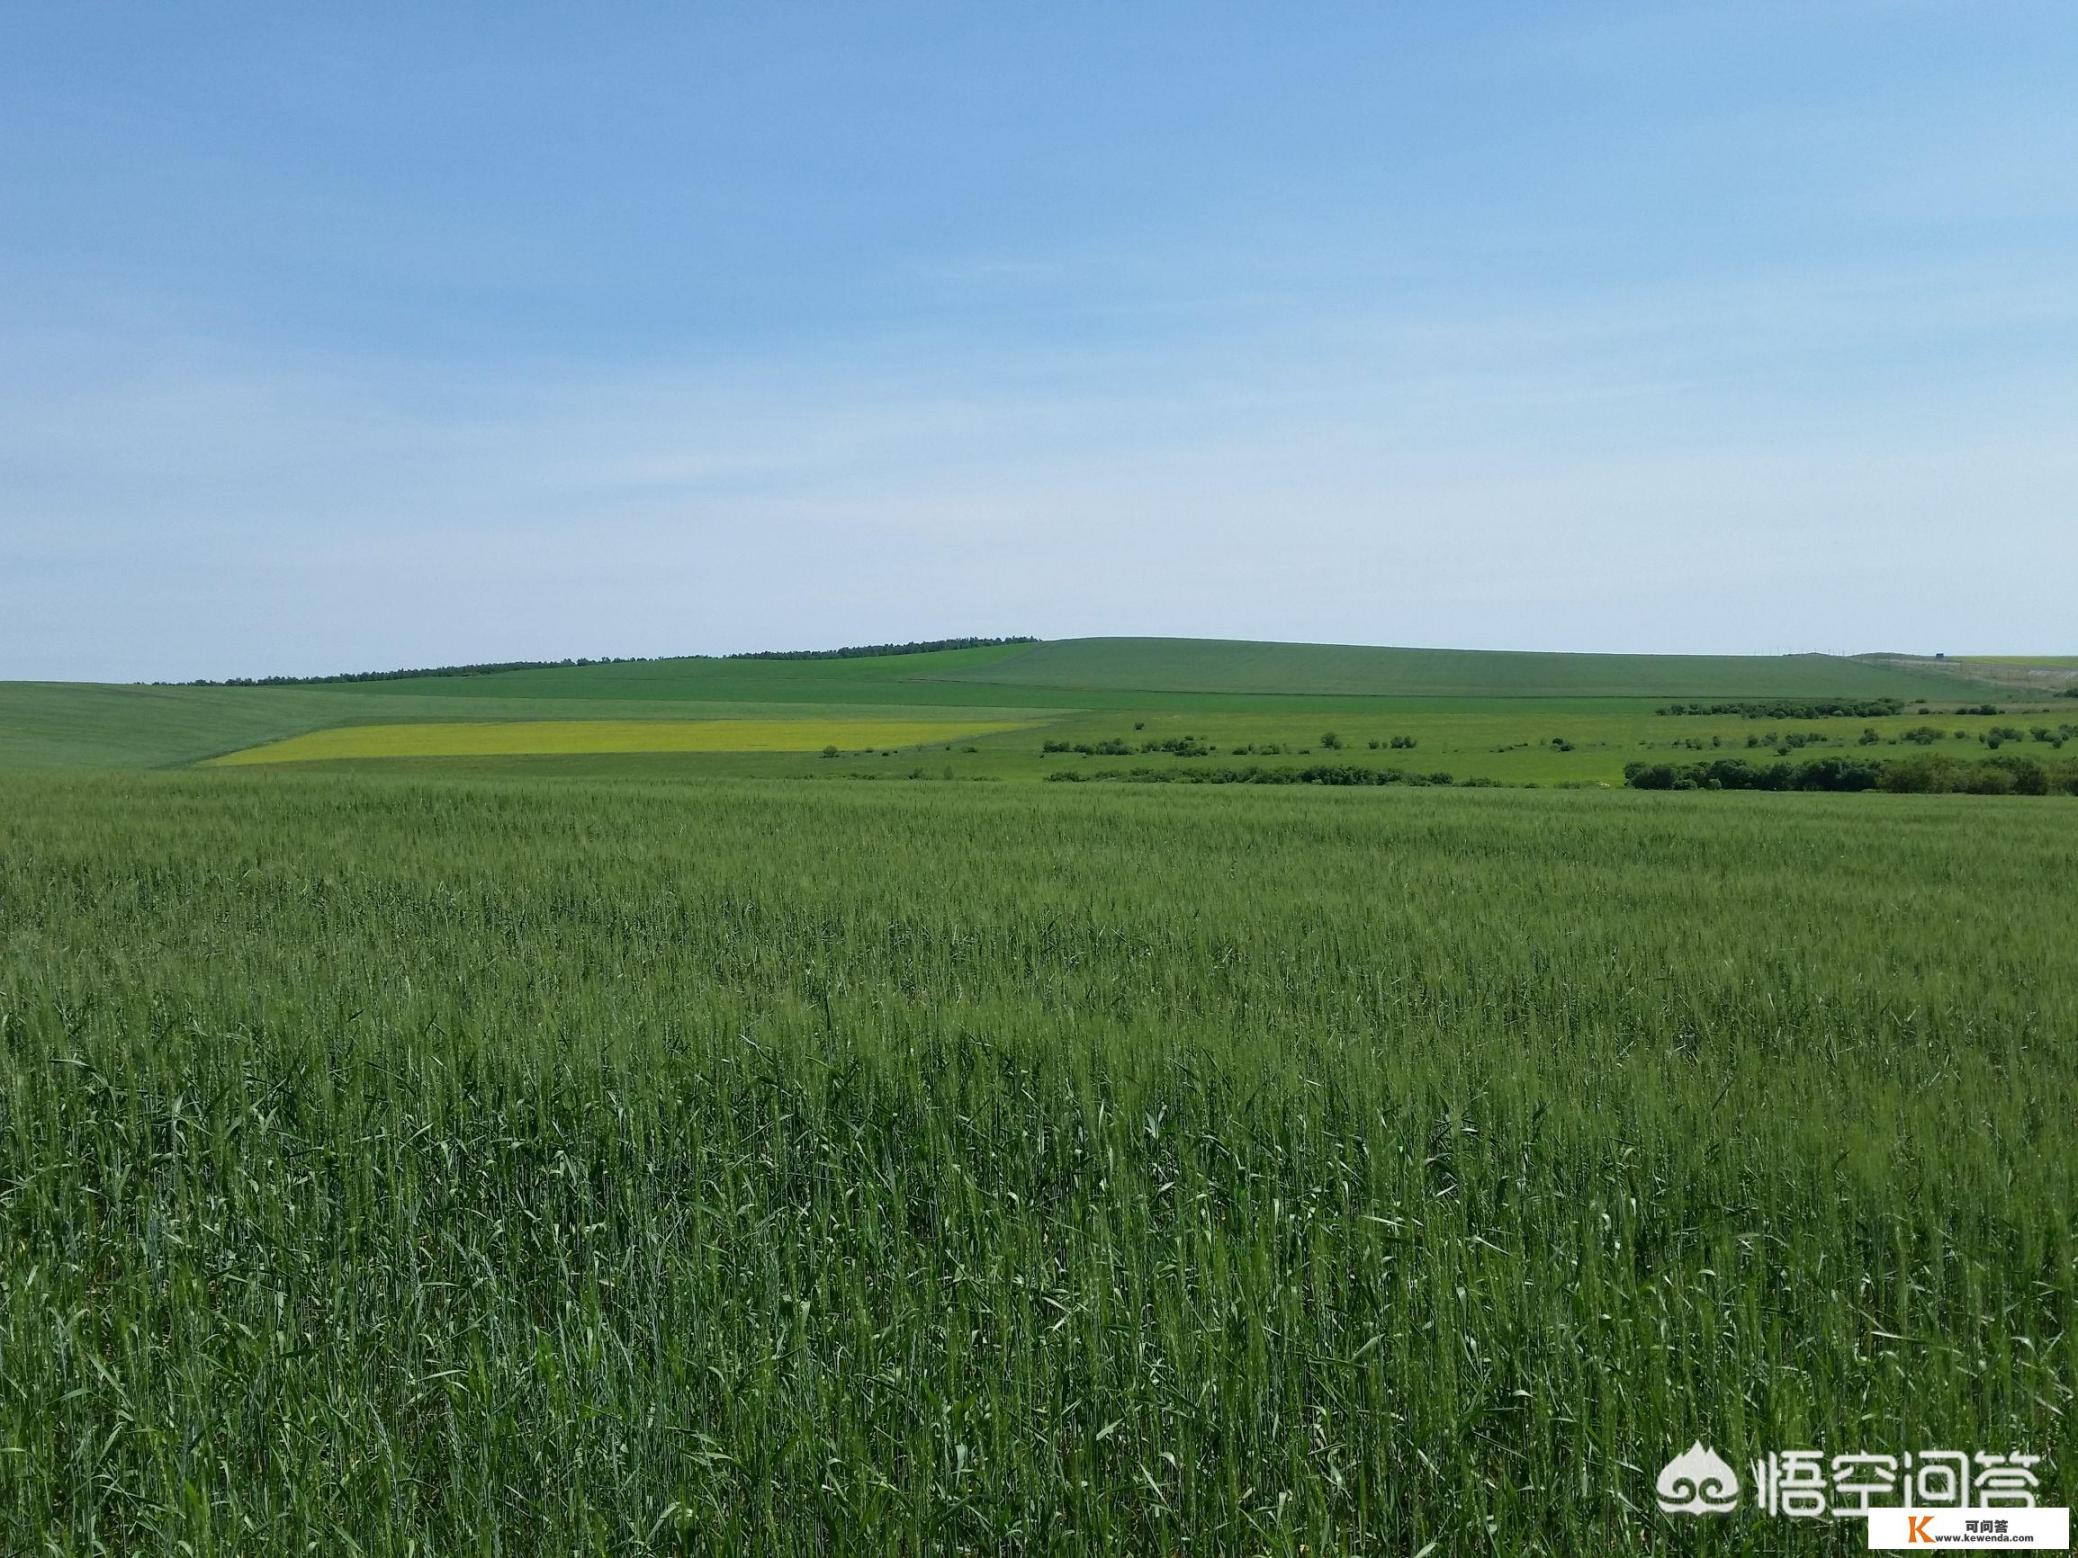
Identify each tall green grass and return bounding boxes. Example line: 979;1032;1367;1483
1;774;2071;1552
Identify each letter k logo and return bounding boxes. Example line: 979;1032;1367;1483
1907;1513;1933;1544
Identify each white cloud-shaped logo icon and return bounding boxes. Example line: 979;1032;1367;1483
1657;1442;1740;1514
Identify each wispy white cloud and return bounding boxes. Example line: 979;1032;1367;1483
5;228;2076;680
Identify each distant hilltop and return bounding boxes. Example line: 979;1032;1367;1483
1855;652;2078;695
175;636;1039;687
156;635;2076;700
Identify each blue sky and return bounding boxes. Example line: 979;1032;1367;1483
4;3;2075;680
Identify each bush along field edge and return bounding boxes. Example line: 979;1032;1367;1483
1624;751;2078;795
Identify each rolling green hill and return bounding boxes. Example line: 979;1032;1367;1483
248;637;1994;707
286;643;1045;706
941;637;1981;700
1856;653;2078;695
0;680;1051;770
0;637;2034;774
0;683;387;769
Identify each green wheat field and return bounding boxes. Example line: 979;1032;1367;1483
2;638;2075;1553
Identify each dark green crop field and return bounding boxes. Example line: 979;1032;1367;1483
2;772;2073;1553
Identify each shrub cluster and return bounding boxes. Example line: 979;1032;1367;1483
1043;735;1213;757
1048;764;1475;787
1655;698;1907;719
1625;753;2078;795
1625;756;1886;792
1745;729;1830;753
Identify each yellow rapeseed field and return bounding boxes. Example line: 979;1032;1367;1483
210;718;1037;764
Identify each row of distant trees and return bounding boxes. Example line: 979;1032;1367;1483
725;636;1035;661
176;656;647;687
174;636;1035;686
